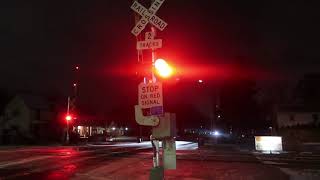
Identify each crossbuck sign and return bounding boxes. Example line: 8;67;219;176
131;0;168;36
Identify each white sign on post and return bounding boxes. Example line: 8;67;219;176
135;105;159;126
137;39;162;50
131;0;168;36
137;32;162;50
138;82;163;109
145;31;155;40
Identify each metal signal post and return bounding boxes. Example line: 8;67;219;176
66;96;70;144
131;0;175;179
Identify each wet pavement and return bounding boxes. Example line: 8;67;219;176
0;142;319;179
0;143;151;179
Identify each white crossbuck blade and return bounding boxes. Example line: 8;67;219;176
131;0;168;36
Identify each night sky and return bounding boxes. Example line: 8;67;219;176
2;1;320;128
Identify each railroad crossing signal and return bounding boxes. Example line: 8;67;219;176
131;0;168;36
131;1;176;176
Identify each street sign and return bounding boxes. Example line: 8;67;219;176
138;82;163;109
131;0;168;36
137;39;162;50
137;32;162;50
149;15;167;31
150;106;163;116
145;31;155;40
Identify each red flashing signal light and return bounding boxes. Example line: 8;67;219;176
154;59;173;78
65;115;72;121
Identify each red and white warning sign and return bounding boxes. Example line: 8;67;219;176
138;82;163;109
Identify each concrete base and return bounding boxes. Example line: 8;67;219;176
149;166;164;180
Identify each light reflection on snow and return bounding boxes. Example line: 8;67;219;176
87;141;198;150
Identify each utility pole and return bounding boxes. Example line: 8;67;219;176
65;65;79;145
133;0;143;142
66;96;70;144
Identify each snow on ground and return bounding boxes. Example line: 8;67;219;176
254;150;320;179
280;168;320;180
262;161;288;165
72;156;288;180
87;141;198;150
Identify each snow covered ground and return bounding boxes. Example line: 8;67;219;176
254;151;320;180
280;168;320;180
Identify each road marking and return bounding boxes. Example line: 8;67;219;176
280;168;320;179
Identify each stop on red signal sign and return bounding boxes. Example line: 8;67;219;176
138;82;163;115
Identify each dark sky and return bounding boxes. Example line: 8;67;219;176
1;0;320;117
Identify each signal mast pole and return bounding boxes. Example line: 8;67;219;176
66;96;70;144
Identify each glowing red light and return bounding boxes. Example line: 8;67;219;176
73;83;77;87
65;115;72;121
155;59;173;78
75;66;79;70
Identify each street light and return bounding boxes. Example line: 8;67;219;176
65;65;80;145
213;130;220;136
154;59;173;78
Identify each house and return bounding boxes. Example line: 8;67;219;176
0;94;57;144
275;105;320;128
73;114;127;139
274;104;320;150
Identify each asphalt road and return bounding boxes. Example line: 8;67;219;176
0;142;319;179
0;141;196;179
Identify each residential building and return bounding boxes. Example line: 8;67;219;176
274;104;320;151
0;94;57;144
275;105;320;128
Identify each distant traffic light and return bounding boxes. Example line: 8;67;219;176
154;59;173;78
